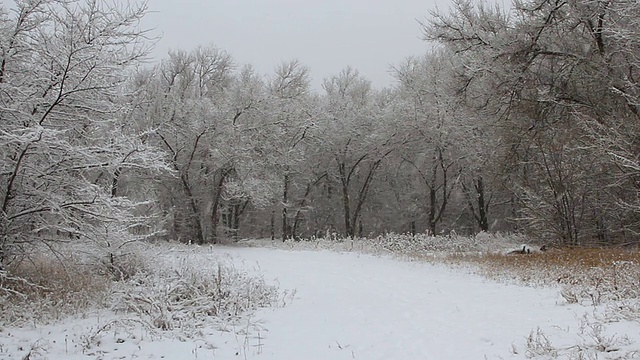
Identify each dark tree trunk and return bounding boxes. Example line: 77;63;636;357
210;168;230;244
292;175;326;239
181;175;204;245
156;130;207;245
270;209;276;240
462;176;490;232
338;151;391;238
342;185;352;237
475;176;489;232
111;168;120;198
292;183;312;239
230;199;248;241
428;187;437;235
338;162;353;238
349;158;384;238
282;173;289;241
426;150;452;236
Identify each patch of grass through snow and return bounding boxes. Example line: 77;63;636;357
0;241;281;340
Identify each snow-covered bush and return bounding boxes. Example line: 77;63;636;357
0;242;280;335
111;251;279;336
521;317;638;360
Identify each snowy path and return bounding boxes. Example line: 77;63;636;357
6;246;632;360
224;247;580;360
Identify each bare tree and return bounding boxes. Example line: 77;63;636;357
420;0;640;243
393;52;467;235
266;60;314;241
315;68;396;237
0;0;168;266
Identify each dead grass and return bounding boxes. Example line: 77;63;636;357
466;247;640;270
446;247;640;305
0;242;281;335
0;254;111;325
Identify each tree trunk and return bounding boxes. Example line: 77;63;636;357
270;209;275;240
292;183;312;239
463;176;490;232
230;199;248;241
342;185;353;237
338;162;353;238
180;175;204;245
428;187;437;235
210;169;229;244
475;176;489;232
111;168;120;198
349;158;385;239
426;150;452;236
282;173;289;241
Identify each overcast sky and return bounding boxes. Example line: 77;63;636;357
142;0;442;90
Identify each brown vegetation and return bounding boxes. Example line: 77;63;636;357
468;247;640;271
0;255;111;325
447;247;640;305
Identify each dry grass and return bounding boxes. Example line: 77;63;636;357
0;242;281;338
3;257;107;296
465;247;640;270
0;254;112;326
447;247;640;306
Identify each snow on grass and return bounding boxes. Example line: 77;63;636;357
110;245;280;335
2;233;640;359
239;231;529;257
0;242;281;359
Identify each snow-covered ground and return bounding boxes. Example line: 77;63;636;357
2;245;639;359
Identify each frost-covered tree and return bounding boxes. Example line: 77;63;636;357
0;0;169;267
422;0;640;243
393;51;469;235
137;46;235;244
137;45;289;243
265;60;315;240
314;68;397;237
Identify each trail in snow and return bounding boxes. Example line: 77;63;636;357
224;247;581;360
3;246;638;360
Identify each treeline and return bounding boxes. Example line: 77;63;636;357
1;0;639;264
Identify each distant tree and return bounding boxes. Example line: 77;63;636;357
393;51;468;235
265;60;314;241
316;68;396;237
138;46;279;243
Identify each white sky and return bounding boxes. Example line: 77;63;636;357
142;0;443;90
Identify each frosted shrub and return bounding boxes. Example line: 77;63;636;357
0;242;280;335
554;260;640;307
525;328;558;358
112;251;279;336
369;231;525;255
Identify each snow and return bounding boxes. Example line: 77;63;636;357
227;248;580;360
2;245;640;359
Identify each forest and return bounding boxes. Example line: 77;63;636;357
1;0;640;268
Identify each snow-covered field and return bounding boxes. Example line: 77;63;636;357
2;241;640;359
